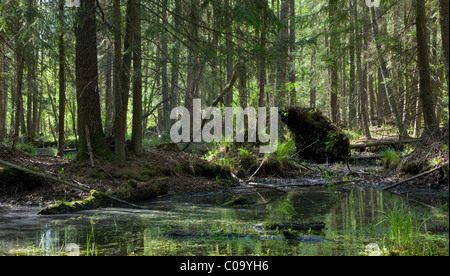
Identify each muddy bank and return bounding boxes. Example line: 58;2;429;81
0;143;236;212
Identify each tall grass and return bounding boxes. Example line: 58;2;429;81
377;203;433;255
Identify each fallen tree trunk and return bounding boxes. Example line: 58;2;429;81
351;139;420;150
381;161;449;191
0;159;150;211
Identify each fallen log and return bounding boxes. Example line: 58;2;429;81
247;179;363;190
253;222;326;232
381;161;449;191
0;158;149;210
351;139;420;150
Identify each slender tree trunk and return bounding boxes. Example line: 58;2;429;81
104;42;113;133
415;0;439;136
115;0;135;161
0;59;6;142
12;41;25;151
112;0;123;160
370;7;409;138
224;0;233;107
309;47;316;109
57;0;65;157
348;0;357;128
131;0;143;156
170;0;181;111
288;0;296;105
275;0;288;107
439;0;449;94
160;0;170;132
258;24;266;108
328;0;339;124
185;0;200;115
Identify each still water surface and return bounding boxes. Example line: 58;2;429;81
0;187;448;256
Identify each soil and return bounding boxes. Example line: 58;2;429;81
0;143;236;208
1;126;448;211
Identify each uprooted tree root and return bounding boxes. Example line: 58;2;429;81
397;127;449;188
280;107;350;162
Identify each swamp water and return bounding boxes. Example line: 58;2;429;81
0;187;448;256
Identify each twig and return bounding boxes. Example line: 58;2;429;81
381;162;449;191
246;157;267;182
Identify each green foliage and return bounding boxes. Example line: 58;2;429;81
381;149;402;169
268;140;296;162
377;203;437;256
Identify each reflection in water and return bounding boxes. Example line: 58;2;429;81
0;187;447;256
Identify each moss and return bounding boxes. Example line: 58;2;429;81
400;161;423;175
127;179;138;188
87;169;106;180
38;189;107;215
280;107;350;162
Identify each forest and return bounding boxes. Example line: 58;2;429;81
0;0;448;256
0;0;448;158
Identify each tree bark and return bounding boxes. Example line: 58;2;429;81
224;0;233;107
415;0;439;137
288;0;296;105
11;40;25;151
328;0;339;124
370;7;409;138
160;0;170;132
114;0;135;162
439;0;449;94
275;0;288;107
57;0;65;157
131;0;143;156
75;0;107;160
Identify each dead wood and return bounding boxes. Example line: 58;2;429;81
351;139;420;150
381;162;449;191
0;158;148;210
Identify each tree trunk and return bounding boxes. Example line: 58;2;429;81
115;0;135;162
160;0;170;132
170;0;181;111
75;0;107;160
112;0;123;159
415;0;439;137
224;0;233;107
288;0;296;105
57;0;65;157
348;0;357;129
439;0;449;93
328;0;339;124
11;41;25;151
131;0;143;156
258;24;266;108
275;0;288;107
309;47;316;109
185;0;200;115
0;59;7;142
104;42;114;133
357;19;371;139
370;7;409;138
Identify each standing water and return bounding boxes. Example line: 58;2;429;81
0;187;448;256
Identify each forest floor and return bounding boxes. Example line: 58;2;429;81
0;126;448;210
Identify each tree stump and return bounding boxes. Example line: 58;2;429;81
280;107;350;162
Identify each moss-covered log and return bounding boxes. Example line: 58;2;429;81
38;179;169;215
280;107;350;162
